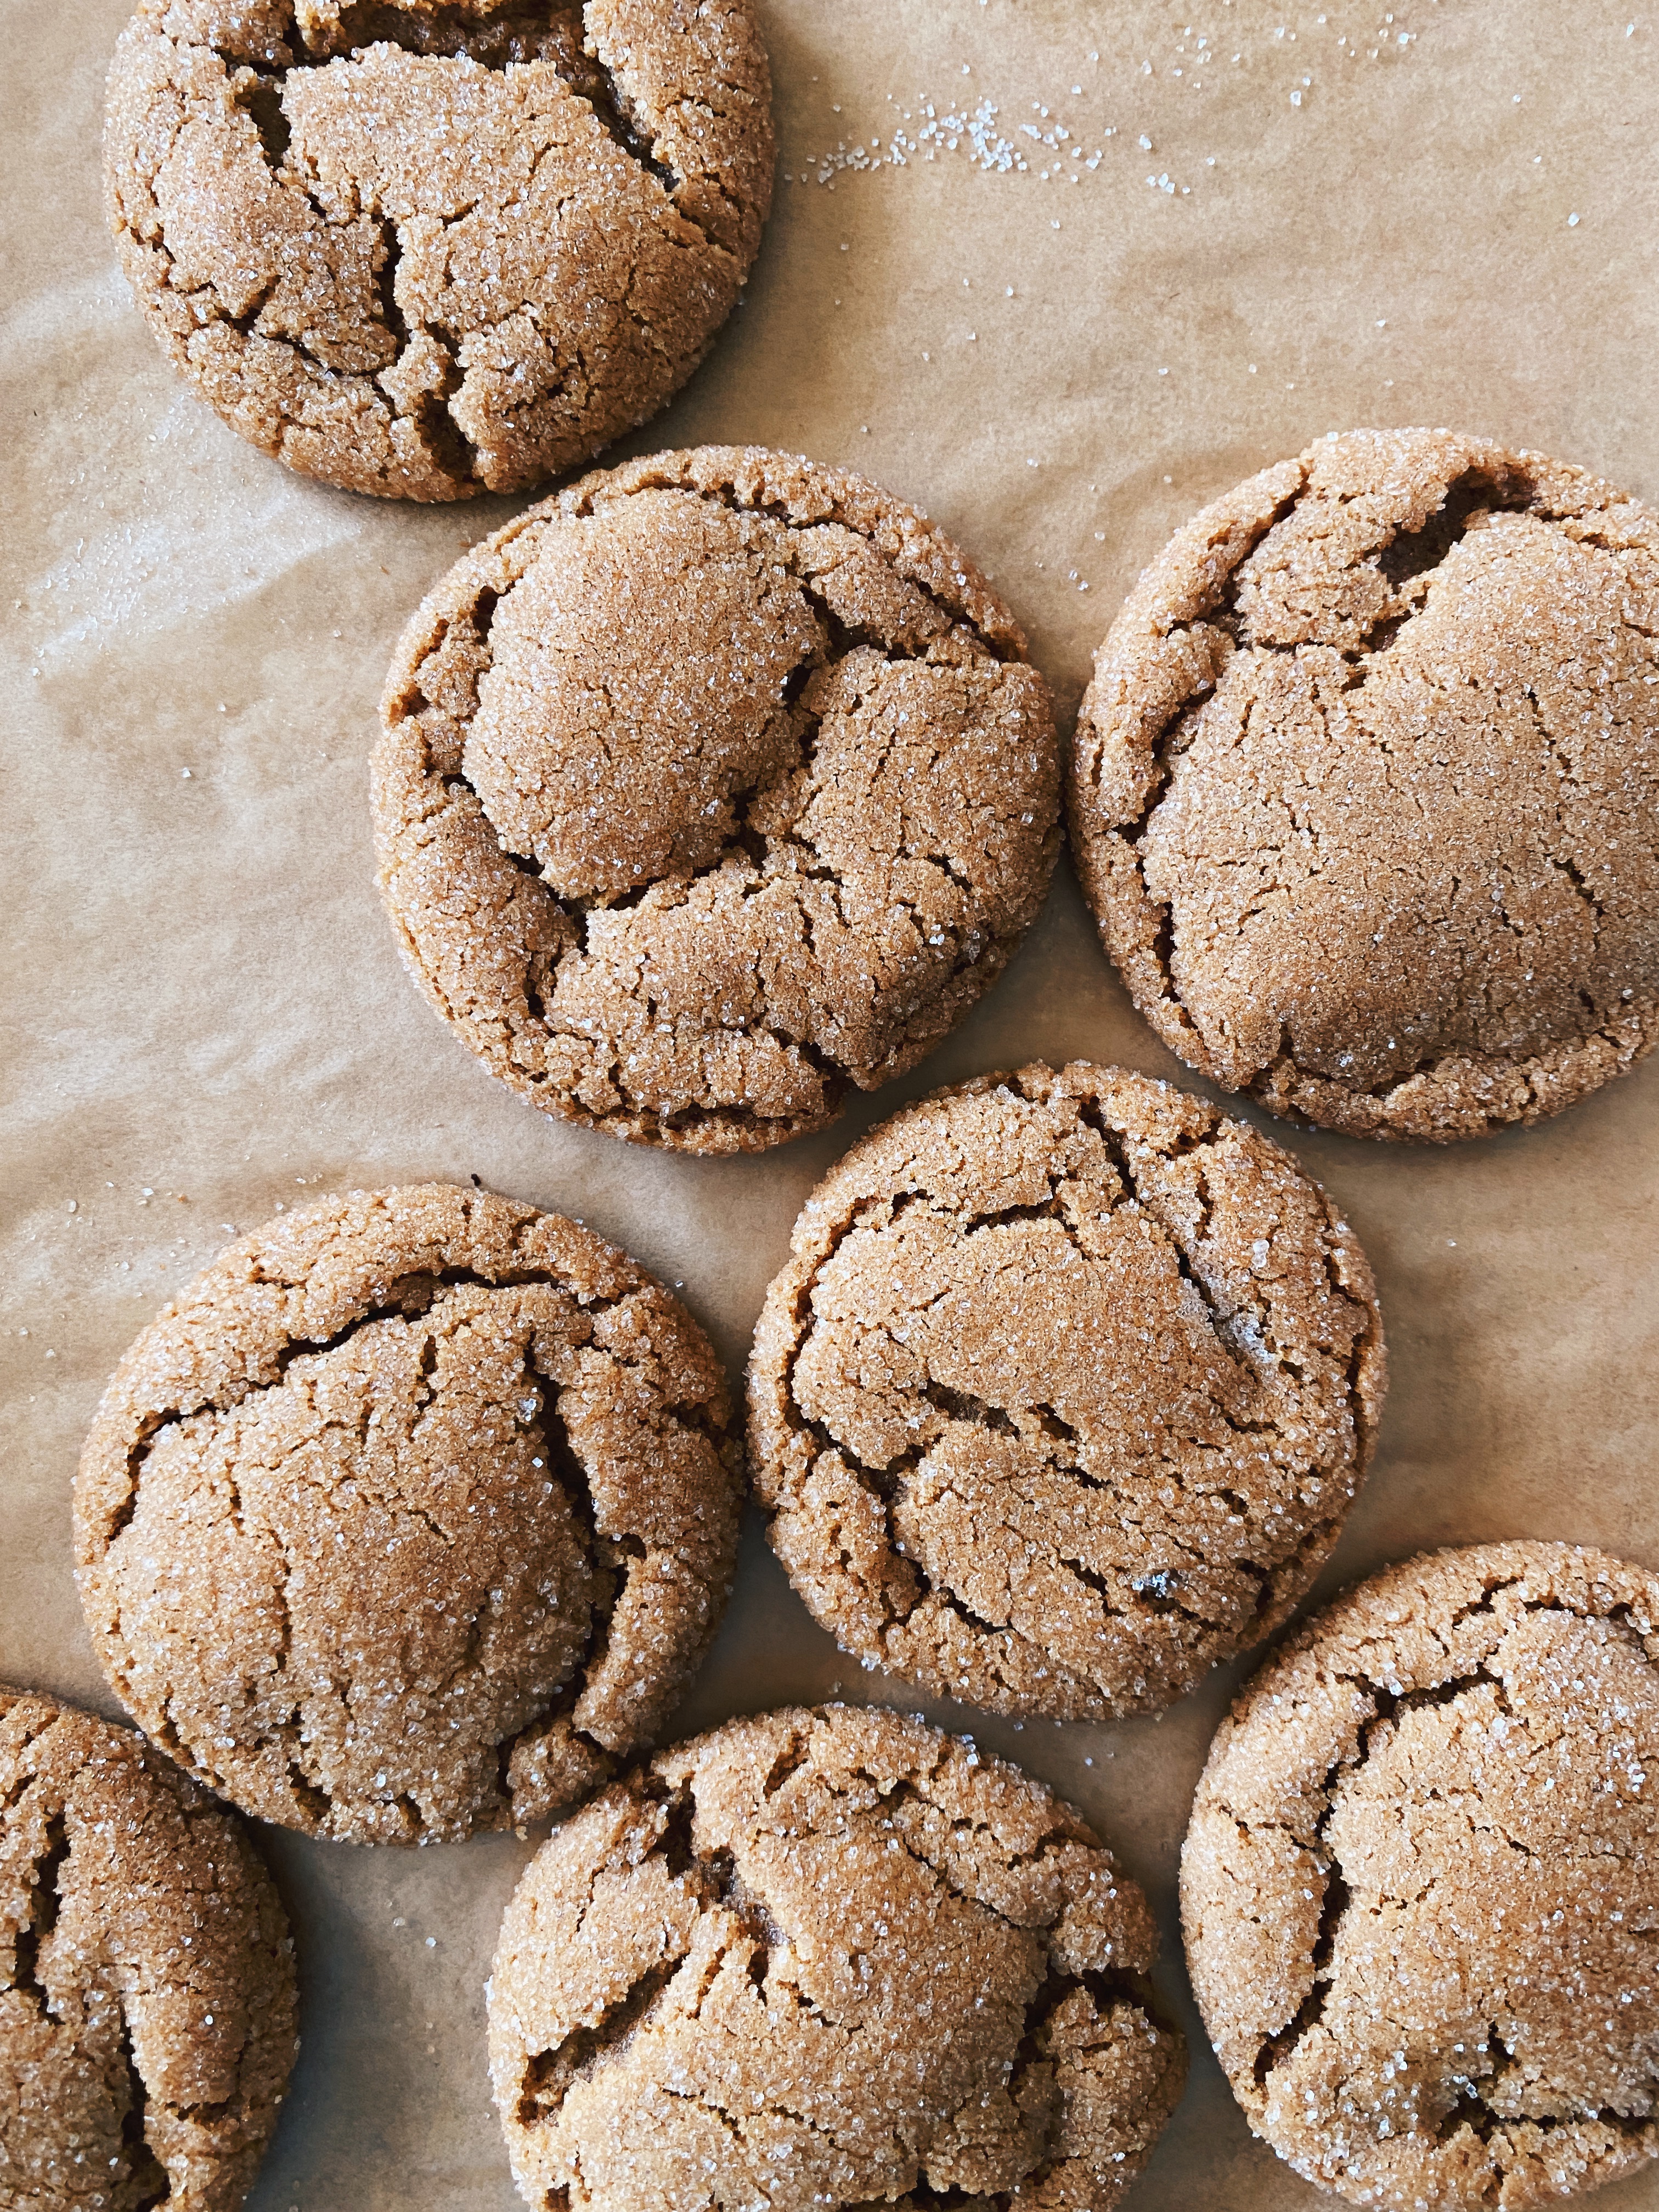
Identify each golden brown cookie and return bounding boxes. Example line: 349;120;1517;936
372;445;1062;1152
1;1686;296;2212
488;1703;1187;2210
104;1;774;499
747;1062;1385;1719
1068;428;1659;1141
1182;1542;1659;2210
74;1183;741;1844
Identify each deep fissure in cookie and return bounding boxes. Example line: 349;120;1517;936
923;1380;1017;1434
284;1755;332;1823
506;1346;618;1755
1252;1861;1350;2091
280;0;683;194
369;218;487;486
1435;2025;1512;2147
517;1953;686;2124
1077;1091;1369;1446
117;2006;173;2210
10;1812;69;2013
233;72;293;166
1373;466;1531;595
216;5;598;95
759;1731;811;1800
515;1790;746;2125
904;2189;1028;2211
681;479;1026;669
1103;479;1304;856
585;53;677;188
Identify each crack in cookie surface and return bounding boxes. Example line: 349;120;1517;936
0;1689;297;2212
73;1183;740;1843
1067;428;1659;1141
371;447;1062;1153
746;1062;1386;1720
103;0;774;498
488;1706;1186;2211
1182;1543;1659;2211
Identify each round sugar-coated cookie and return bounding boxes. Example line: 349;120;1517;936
1;1686;296;2212
103;0;773;499
488;1702;1187;2210
1068;428;1659;1141
748;1062;1386;1719
1182;1542;1659;2210
372;445;1062;1152
74;1183;741;1844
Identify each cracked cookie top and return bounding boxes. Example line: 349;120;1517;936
1068;428;1659;1142
1182;1542;1659;2210
371;446;1062;1153
73;1183;741;1844
103;0;774;499
487;1703;1187;2211
747;1062;1386;1720
1;1686;296;2212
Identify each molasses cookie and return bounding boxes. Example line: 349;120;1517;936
104;0;774;499
748;1062;1385;1718
1069;428;1659;1140
74;1183;741;1843
373;446;1061;1152
1;1686;296;2211
488;1703;1186;2210
1183;1542;1659;2208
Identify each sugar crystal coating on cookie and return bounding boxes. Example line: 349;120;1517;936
747;1062;1386;1719
1068;428;1659;1140
103;0;774;499
74;1184;741;1843
488;1703;1186;2210
465;491;825;899
1182;1542;1659;2210
1;1687;296;2212
372;446;1062;1153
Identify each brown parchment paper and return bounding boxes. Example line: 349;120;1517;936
4;2;1657;2205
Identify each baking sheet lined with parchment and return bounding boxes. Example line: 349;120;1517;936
4;2;1657;2205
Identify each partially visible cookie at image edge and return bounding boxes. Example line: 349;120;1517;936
103;0;774;499
1;1685;297;2212
1183;1542;1659;2209
372;445;1062;1153
74;1183;741;1844
1068;428;1659;1141
488;1702;1187;2211
748;1061;1386;1719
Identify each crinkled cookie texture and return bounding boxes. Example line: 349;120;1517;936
1068;428;1659;1141
1183;1543;1659;2211
1;1688;296;2212
104;0;774;498
748;1063;1385;1720
74;1183;741;1844
373;445;1062;1152
488;1703;1186;2211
